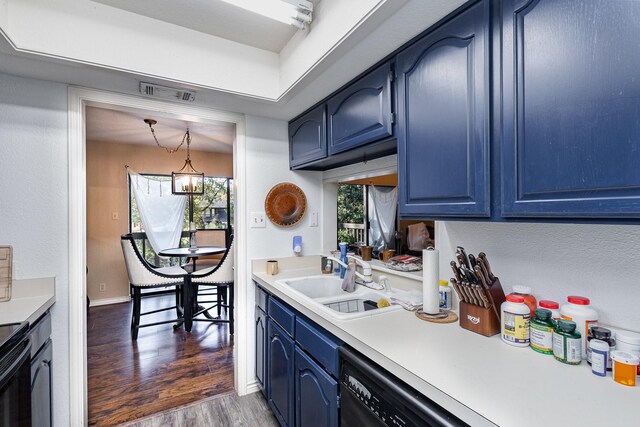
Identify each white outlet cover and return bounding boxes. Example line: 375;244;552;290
250;212;266;228
310;211;318;227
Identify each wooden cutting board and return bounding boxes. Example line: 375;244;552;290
0;245;12;302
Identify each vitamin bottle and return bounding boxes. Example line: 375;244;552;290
553;319;582;365
509;285;537;316
615;329;640;376
538;300;560;321
611;350;640;387
501;294;530;347
439;280;451;309
560;296;598;359
590;339;609;377
587;326;615;370
530;308;554;355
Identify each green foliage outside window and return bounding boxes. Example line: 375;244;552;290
337;184;365;245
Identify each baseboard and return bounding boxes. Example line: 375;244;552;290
244;380;261;396
89;295;131;307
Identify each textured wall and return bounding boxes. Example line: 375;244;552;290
0;72;70;427
437;221;640;331
86;139;233;302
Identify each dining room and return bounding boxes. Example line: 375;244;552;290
84;105;238;426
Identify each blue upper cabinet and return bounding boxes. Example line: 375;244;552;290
397;0;490;218
327;62;394;155
501;0;640;218
289;105;327;169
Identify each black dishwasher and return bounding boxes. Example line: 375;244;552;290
339;346;469;427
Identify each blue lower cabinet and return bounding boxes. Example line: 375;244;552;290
295;348;339;427
267;320;295;427
255;307;268;396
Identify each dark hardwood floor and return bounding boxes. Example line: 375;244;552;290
87;293;234;426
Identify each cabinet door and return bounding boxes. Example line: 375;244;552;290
31;339;53;427
295;348;338;427
397;0;490;217
327;62;394;155
502;0;640;218
267;320;295;427
289;105;327;169
255;307;268;396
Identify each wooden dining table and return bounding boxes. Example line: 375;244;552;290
158;246;226;331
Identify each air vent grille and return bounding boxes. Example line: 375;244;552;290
139;82;196;102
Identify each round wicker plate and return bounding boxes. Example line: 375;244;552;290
265;182;307;227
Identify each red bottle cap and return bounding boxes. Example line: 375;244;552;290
567;296;590;305
539;300;559;309
506;294;525;303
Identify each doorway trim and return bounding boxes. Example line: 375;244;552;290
68;87;248;425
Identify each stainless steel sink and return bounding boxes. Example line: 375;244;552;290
276;275;402;320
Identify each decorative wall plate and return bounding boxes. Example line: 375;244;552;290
265;183;307;227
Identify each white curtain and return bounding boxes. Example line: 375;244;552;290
368;185;397;252
128;170;187;254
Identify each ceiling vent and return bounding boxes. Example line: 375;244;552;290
139;82;196;102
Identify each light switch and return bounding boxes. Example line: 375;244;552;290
250;212;266;228
310;211;318;227
112;212;119;220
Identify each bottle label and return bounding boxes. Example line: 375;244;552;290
439;290;451;309
553;333;582;364
502;311;530;344
591;348;608;377
530;323;553;354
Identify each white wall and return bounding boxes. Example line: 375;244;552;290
243;114;323;383
0;73;69;426
437;221;640;332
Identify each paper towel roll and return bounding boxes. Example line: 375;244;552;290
422;249;440;314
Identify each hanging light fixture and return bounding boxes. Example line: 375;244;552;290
143;118;204;195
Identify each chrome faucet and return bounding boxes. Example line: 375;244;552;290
326;256;372;283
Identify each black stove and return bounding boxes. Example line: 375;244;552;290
0;321;29;356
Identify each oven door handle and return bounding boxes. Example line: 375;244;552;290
0;338;31;390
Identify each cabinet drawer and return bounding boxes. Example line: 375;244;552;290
268;297;295;337
295;317;341;378
256;285;269;313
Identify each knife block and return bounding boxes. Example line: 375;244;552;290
459;302;500;337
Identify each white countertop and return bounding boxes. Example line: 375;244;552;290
252;259;638;427
0;277;55;325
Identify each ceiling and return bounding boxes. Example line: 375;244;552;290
91;0;299;53
86;107;236;153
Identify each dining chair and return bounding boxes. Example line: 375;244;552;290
120;234;188;340
190;235;235;334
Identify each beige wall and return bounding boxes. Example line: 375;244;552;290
86;140;233;302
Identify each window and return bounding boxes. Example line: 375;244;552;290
337;184;367;246
129;174;233;264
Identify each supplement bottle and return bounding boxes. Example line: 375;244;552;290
501;294;530;347
560;296;598;359
553;319;582;365
538;300;560;321
590;339;609;377
509;285;537;316
530;308;554;355
615;329;640;376
611;350;639;387
587;326;615;370
439;280;451;309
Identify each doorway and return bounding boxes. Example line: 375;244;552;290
67;88;249;425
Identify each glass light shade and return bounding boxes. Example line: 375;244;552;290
172;160;204;195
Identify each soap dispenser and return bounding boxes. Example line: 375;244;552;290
293;236;302;256
339;242;348;279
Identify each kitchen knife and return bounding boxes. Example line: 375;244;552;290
462;281;479;306
456;280;470;304
468;253;477;269
450;261;462;283
474;284;491;309
474;265;490;290
456;247;471;269
450;278;465;303
478;252;496;281
459;265;476;284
